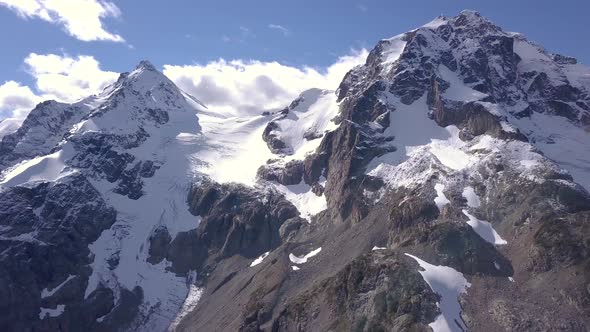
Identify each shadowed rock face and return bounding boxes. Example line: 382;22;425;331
163;179;302;274
262;121;289;154
0;175;119;331
257;160;304;186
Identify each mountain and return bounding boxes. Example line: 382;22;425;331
1;9;590;332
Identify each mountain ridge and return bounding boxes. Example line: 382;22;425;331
1;10;590;332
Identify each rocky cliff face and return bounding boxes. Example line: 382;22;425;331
1;10;590;332
178;10;590;332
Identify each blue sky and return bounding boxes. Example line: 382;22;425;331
0;0;588;119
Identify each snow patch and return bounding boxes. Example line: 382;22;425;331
289;247;322;264
273;181;327;222
250;252;270;267
461;187;481;208
366;95;451;175
434;183;450;211
39;305;65;319
41;275;76;299
462;210;507;245
405;253;470;332
438;65;487;102
429;126;475;170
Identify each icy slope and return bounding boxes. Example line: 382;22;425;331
194;112;273;186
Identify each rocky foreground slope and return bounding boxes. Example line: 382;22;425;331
1;10;590;332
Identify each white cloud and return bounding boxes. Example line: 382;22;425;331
0;0;124;42
0;53;118;120
0;81;41;118
163;49;368;117
0;49;368;123
239;26;251;35
24;53;119;102
268;24;290;36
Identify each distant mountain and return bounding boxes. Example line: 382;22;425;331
1;10;590;332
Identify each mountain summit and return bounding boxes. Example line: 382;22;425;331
1;11;590;332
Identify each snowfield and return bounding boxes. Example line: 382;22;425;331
250;251;270;267
405;254;471;332
462;210;507;245
193;88;339;221
434;183;450;211
0;143;75;187
462;186;481;208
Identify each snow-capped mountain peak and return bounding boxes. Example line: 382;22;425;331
0;60;208;330
2;11;590;332
136;59;158;71
337;10;590;193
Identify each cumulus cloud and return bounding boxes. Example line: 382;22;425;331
163;49;368;116
0;0;124;42
0;53;118;120
0;49;368;122
24;53;118;102
0;81;41;118
268;24;290;36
